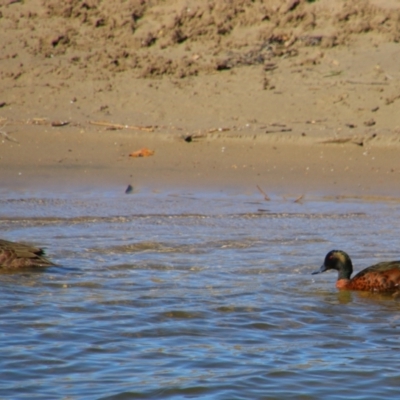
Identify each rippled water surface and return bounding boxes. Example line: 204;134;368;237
1;188;400;399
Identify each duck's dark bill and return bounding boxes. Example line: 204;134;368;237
312;264;328;275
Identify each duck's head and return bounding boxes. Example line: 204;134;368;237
312;250;353;280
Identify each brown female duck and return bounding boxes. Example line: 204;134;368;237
0;239;55;269
312;250;400;292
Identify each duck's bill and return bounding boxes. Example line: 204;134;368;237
311;264;328;275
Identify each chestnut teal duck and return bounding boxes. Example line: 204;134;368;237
312;250;400;292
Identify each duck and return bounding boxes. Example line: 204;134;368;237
312;250;400;292
0;238;55;269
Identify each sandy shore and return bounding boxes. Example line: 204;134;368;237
1;0;400;198
2;123;399;198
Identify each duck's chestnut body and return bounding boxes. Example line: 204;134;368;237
313;250;400;292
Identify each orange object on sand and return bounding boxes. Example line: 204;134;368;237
129;148;155;157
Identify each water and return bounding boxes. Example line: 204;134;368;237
1;188;400;399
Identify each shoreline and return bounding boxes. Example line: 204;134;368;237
2;125;400;198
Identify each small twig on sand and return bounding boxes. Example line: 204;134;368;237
265;128;292;134
0;128;19;143
183;132;207;142
51;121;70;127
89;120;155;132
320;137;364;146
324;70;343;78
0;122;18;143
385;94;400;105
319;137;352;144
346;80;388;86
256;185;270;201
208;127;230;133
270;123;287;127
184;127;229;142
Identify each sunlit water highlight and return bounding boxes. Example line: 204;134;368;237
1;188;400;399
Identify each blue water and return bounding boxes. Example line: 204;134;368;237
1;189;400;399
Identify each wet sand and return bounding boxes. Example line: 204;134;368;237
2;123;399;198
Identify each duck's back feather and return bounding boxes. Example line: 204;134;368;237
349;261;400;291
0;239;55;269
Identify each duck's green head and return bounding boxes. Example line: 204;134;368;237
312;250;353;280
